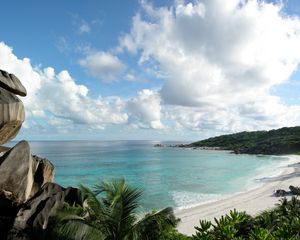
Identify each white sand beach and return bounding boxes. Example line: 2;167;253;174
176;155;300;236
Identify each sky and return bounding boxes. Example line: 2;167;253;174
1;0;300;141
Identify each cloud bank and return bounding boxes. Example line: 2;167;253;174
0;42;128;132
119;0;300;132
1;0;300;138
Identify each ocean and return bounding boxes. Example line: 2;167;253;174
24;140;288;212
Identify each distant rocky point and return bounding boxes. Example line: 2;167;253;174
154;143;165;147
0;69;81;240
174;144;222;150
154;143;222;150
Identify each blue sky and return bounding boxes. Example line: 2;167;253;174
1;0;300;141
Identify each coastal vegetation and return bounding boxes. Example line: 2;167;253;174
50;179;177;240
184;126;300;155
191;197;300;240
50;181;300;240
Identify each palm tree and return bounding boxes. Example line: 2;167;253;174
51;179;176;240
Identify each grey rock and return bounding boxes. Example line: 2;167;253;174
0;146;10;158
0;141;56;239
12;182;81;236
0;69;27;97
1;215;18;240
0;141;34;204
0;189;20;238
289;185;300;195
30;155;55;198
0;189;18;211
0;146;9;152
0;141;56;204
0;87;25;145
273;189;287;197
7;228;31;240
154;144;164;147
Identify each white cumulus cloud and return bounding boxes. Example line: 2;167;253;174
127;89;164;129
3;0;300;137
79;51;126;81
0;42;128;131
119;0;300;132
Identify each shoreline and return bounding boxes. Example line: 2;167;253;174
175;155;300;236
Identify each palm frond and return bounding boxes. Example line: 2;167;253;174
57;218;105;240
79;184;107;220
52;179;176;240
132;207;177;240
49;203;104;240
94;179;143;239
93;179;142;216
54;203;86;220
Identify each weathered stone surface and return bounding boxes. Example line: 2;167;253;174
273;189;288;197
1;216;18;240
12;183;81;237
0;141;34;204
0;190;20;240
0;142;56;239
290;185;300;195
0;146;10;158
0;69;27;97
7;228;31;240
30;155;55;198
0;189;18;211
0;146;9;152
0;87;25;145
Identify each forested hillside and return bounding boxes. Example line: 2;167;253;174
187;127;300;154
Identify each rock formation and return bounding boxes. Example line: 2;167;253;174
30;155;55;198
289;185;300;195
0;69;80;240
0;87;25;145
0;70;27;97
0;141;35;203
9;183;81;240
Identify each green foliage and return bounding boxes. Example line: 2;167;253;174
50;187;300;240
248;228;274;240
162;228;192;240
193;210;253;240
193;197;300;240
188;126;300;155
50;179;177;240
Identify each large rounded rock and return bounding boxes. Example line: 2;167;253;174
0;142;55;240
10;183;81;239
30;155;55;198
289;185;300;195
0;141;34;204
0;87;25;145
0;141;55;204
0;69;27;97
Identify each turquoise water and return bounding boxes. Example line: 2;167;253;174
26;141;286;211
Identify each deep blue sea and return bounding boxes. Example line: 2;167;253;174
23;141;288;211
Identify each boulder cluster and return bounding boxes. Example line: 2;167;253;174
0;70;81;240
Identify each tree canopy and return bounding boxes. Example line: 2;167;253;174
188;126;300;155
